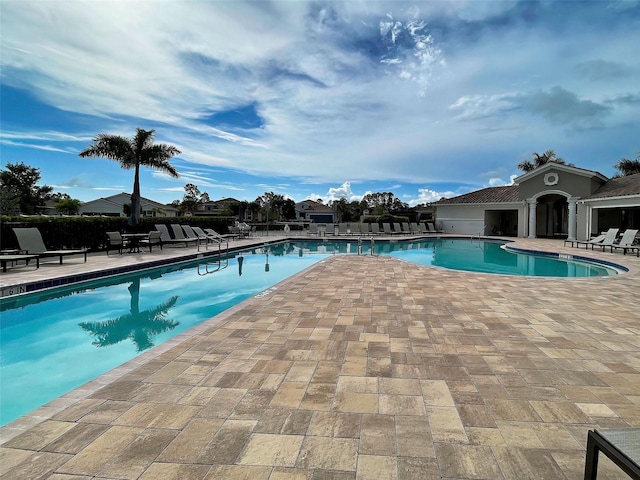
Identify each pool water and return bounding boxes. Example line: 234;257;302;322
0;247;329;426
0;239;617;425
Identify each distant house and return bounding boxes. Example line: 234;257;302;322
193;197;255;222
195;197;240;217
79;192;179;217
433;163;640;241
295;200;336;224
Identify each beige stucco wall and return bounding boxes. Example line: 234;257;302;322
518;168;605;200
436;204;527;236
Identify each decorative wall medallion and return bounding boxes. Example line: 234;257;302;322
544;172;559;186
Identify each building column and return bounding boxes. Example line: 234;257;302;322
567;197;578;241
528;199;537;239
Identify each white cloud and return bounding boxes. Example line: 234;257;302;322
1;0;637;202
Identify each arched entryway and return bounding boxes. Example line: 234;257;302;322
527;191;578;240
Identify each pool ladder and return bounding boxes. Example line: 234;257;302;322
356;237;375;255
197;258;229;275
470;225;486;246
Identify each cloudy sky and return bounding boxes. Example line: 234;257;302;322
1;1;638;207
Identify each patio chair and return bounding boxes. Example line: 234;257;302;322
105;231;128;255
393;223;404;235
383;223;393;235
370;223;381;235
410;222;421;234
13;227;87;264
419;223;429;234
204;228;238;240
360;223;371;235
574;228;619;251
402;222;412;234
307;223;318;236
325;224;336;236
139;231;163;252
611;229;639;255
338;223;349;235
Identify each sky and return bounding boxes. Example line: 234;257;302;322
1;1;639;207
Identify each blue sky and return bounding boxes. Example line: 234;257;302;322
1;1;639;207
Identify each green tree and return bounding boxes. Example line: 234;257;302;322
55;198;82;215
0;162;53;214
517;150;566;172
281;198;296;220
361;192;407;214
182;183;201;214
79;128;180;227
614;153;640;177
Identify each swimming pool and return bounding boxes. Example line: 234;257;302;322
0;238;619;425
0;246;330;426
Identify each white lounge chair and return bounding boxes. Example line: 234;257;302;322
574;228;619;250
13;227;87;264
307;223;318;236
611;229;639;255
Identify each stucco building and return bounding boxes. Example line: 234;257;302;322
433;163;640;241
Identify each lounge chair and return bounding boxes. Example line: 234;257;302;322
382;223;393;235
155;224;192;247
427;222;443;234
402;222;412;235
574;228;619;250
139;231;163;252
393;223;404;235
568;231;608;248
410;222;421;234
13;227;87;264
419;223;429;234
360;223;371;235
325;224;335;236
611;229;639;255
182;224;208;243
170;224;200;246
338;223;349;236
204;228;237;240
370;223;381;235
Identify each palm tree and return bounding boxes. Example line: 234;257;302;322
78;277;179;352
79;128;180;227
614;153;640;177
517;150;565;172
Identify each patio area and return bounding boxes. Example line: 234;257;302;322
1;237;639;479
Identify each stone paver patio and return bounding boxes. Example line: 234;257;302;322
1;237;639;479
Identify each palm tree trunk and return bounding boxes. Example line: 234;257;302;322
129;164;141;227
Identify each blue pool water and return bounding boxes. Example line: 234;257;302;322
0;239;618;425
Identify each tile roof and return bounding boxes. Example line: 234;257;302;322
584;173;640;199
298;200;333;211
433;185;521;204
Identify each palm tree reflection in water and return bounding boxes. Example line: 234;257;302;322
78;278;179;352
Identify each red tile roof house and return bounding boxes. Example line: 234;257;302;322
294;200;336;224
433;163;640;242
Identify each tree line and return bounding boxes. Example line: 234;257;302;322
2;126;639;224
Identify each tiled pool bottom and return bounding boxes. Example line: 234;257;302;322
2;252;639;479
